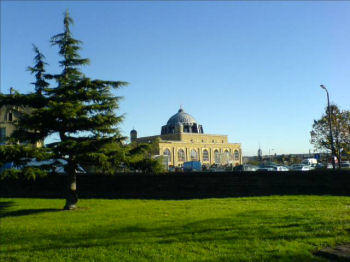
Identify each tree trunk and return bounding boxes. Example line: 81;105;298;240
337;153;342;169
64;172;78;210
335;136;342;169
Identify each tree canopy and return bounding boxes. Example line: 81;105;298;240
310;104;350;167
0;10;162;209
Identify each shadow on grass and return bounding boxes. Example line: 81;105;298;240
0;201;61;218
0;208;61;218
0;201;15;216
0;201;15;210
2;210;334;261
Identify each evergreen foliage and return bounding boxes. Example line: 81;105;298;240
125;141;165;173
0;10;134;209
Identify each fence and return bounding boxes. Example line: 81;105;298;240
1;170;350;199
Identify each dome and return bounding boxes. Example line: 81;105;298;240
166;108;197;126
130;128;137;142
161;108;203;135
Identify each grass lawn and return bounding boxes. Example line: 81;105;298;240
1;196;350;261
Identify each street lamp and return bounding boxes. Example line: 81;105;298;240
320;85;336;169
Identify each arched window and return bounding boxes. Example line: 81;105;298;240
190;149;198;161
202;149;209;161
178;149;185;162
214;150;220;164
8;112;13;122
224;150;230;161
234;150;240;161
163;149;171;163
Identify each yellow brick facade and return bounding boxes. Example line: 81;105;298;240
136;133;241;167
132;108;242;167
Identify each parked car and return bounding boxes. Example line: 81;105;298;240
209;167;226;172
257;165;277;171
301;158;318;167
177;166;184;172
208;164;226;172
341;162;350;168
276;165;289;171
315;163;325;169
233;164;258;171
1;159;86;174
290;164;312;171
26;159;86;174
327;163;338;169
326;162;350;169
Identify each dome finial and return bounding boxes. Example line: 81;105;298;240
179;104;184;113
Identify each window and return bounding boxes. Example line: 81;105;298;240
234;150;240;161
178;149;185;162
214;150;220;164
163;149;171;163
203;149;209;161
224;150;230;162
191;149;198;161
8;112;13;122
0;128;6;142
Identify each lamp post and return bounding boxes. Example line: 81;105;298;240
320;85;336;169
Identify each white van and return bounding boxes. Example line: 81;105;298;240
301;158;317;167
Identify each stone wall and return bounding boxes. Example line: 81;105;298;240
0;106;43;147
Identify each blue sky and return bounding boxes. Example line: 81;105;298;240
1;1;349;156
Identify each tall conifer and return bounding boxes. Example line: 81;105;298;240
47;10;127;209
0;10;128;209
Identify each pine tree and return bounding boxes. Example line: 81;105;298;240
0;10;128;209
11;45;50;144
48;10;128;209
0;46;52;179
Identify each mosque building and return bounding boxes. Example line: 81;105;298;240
130;108;242;167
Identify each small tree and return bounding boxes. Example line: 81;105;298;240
125;141;165;173
311;104;350;167
0;10;128;209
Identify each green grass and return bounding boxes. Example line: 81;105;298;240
1;196;350;262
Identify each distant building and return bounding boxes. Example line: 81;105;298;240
131;108;242;167
258;146;262;161
1;105;19;143
0;88;43;147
